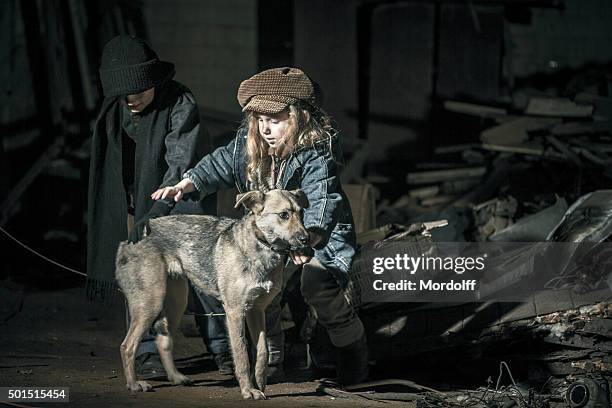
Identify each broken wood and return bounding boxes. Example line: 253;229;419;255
444;100;507;117
442;179;480;194
481;142;567;160
551;121;612;136
526;96;594;117
480;117;561;145
546;135;583;166
409;186;439;199
406;166;486;185
573;146;612;166
481;142;545;155
420;195;457;207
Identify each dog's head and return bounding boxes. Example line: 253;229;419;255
235;189;310;251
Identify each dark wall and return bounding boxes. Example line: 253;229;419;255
367;2;436;163
258;0;294;70
294;0;360;152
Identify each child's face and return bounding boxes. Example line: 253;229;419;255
124;87;155;113
256;111;290;148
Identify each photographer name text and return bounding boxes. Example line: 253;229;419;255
371;253;483;292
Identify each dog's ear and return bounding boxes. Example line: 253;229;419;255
288;189;309;209
234;191;265;213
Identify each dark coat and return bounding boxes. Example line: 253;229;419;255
86;79;214;303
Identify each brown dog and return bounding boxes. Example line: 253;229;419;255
115;189;309;399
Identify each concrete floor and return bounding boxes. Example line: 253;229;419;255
0;286;406;408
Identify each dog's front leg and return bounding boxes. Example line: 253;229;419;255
246;308;267;392
225;307;266;400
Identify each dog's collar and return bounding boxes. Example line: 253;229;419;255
250;220;290;254
255;234;290;255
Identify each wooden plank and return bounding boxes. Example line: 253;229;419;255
551;121;612;136
444;100;507;117
409;185;439;199
481;142;567;160
480;117;561;145
420;195;457;207
526;97;594;117
546;135;583;166
408;180;479;200
573;147;612;166
441;179;481;194
406;166;486;185
481;142;544;155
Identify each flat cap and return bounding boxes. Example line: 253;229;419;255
237;67;316;114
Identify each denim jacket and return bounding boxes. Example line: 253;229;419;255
184;128;356;281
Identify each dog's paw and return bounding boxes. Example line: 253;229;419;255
169;373;193;386
241;388;266;400
127;380;153;392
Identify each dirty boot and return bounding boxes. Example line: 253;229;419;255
214;351;234;375
135;352;167;380
336;334;369;387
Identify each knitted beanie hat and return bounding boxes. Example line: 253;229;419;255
99;35;175;97
237;67;318;114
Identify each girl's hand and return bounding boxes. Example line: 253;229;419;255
290;250;312;265
151;179;195;202
289;231;321;265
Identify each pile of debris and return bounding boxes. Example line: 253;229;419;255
377;93;612;234
341;220;611;407
344;94;612;403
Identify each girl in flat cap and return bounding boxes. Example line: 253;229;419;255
152;67;368;386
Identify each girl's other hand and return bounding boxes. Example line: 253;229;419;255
151;186;184;201
290;250;312;265
151;179;195;202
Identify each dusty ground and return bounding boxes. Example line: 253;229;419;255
0;285;408;408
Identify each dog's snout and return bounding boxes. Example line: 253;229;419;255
298;234;310;246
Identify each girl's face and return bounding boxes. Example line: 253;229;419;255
256;111;291;148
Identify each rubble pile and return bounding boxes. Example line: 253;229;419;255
348;90;612;406
377;93;612;240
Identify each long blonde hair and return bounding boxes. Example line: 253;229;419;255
244;104;336;183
